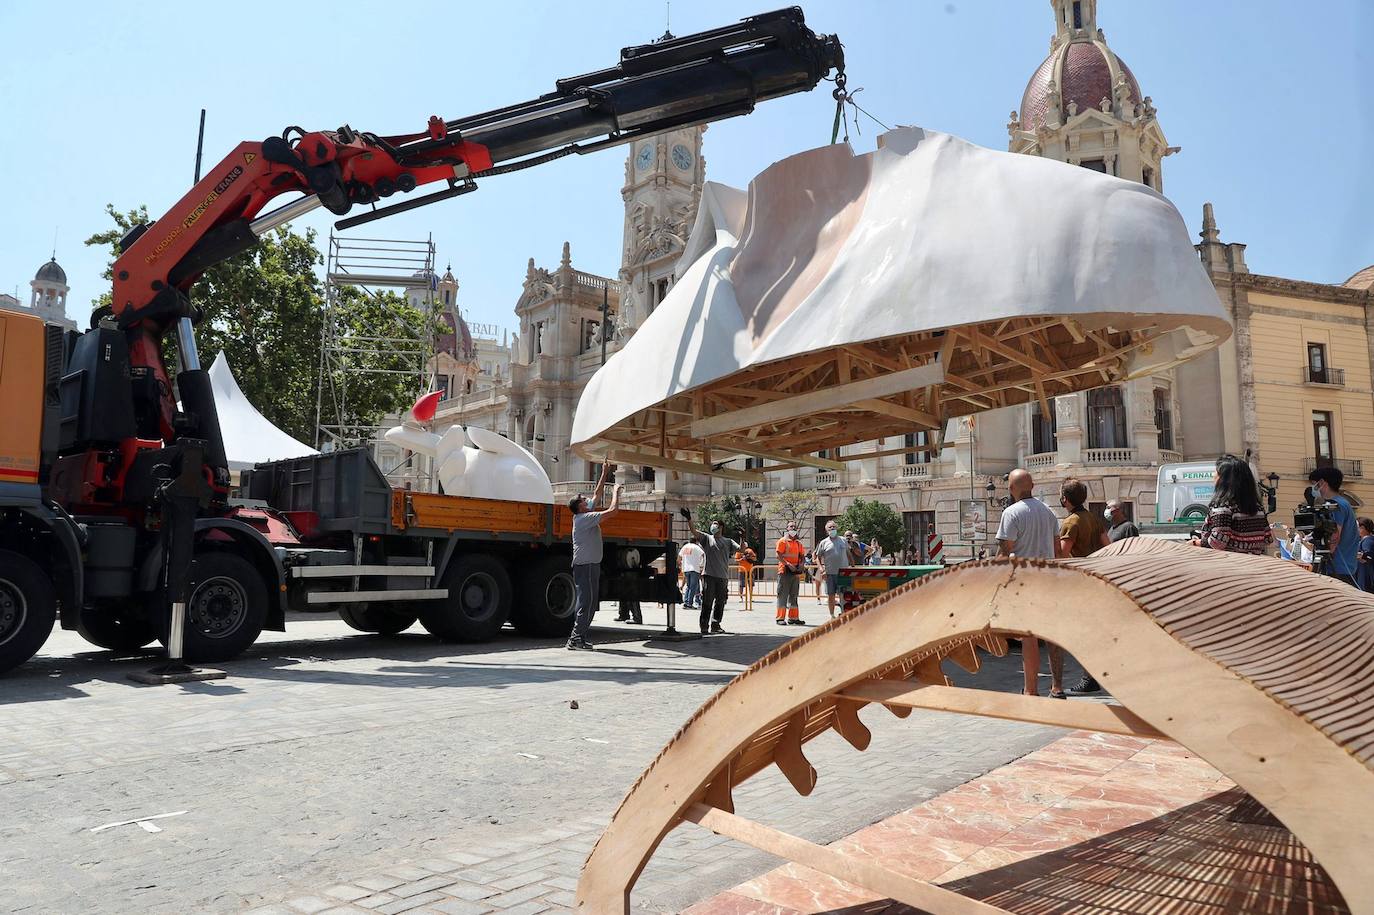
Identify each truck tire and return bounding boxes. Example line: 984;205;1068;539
420;554;511;642
340;605;418;635
0;550;57;675
510;556;576;638
159;552;268;663
76;607;157;652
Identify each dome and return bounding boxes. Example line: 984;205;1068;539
1019;39;1141;132
34;257;66;285
1343;265;1374;291
437;308;476;362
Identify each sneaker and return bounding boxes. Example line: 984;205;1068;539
1067;675;1102;695
614;614;631;622
787;618;806;626
710;623;727;634
775;619;788;626
567;638;594;651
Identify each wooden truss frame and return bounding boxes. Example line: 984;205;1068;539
575;539;1374;913
578;315;1176;472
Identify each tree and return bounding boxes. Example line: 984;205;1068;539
763;489;821;538
690;496;763;553
835;498;906;561
84;204;428;444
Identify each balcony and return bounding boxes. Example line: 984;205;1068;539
1303;366;1346;386
816;471;841;489
1025;451;1056;470
1159;450;1183;464
898;463;931;482
1304;457;1363;478
1084;448;1139;465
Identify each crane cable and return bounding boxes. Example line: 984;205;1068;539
827;72;892;145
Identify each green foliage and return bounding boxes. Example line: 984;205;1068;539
84;205;432;444
763;489;821;532
692;495;764;553
835;498;906;559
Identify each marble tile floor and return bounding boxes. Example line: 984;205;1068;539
682;732;1350;915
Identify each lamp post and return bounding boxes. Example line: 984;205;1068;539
1263;471;1280;514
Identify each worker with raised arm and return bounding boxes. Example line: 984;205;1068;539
568;463;622;650
679;508;738;635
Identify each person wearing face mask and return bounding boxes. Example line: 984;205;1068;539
814;521;850;618
1105;501;1139;542
679;509;739;635
775;521;808;626
1305;465;1357;584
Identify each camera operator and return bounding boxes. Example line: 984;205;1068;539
1308;466;1359;586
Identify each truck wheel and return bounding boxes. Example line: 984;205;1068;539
420;554;511;642
76;607;157;652
340;605;418;635
510;556;576;638
0;550;57;675
159;552;267;663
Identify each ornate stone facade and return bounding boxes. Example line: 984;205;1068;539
1;255;77;331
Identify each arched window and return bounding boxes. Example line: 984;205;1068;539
1086;386;1127;449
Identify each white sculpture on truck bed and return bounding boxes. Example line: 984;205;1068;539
385;393;553;504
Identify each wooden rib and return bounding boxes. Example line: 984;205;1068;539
701;769;735;815
831;698;872;751
605;449;763;482
773;712;818;796
838;681;1168;739
853;398;941;429
690;363;945;439
964;327;1055;377
684;804;1011;915
713;443;846;472
943;641;981;674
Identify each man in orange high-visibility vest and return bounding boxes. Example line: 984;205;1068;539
775;521;808;626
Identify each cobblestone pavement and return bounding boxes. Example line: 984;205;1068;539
1;595;1062;914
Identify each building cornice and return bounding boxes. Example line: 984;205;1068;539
1228;272;1373;308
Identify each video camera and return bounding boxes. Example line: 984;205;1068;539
1293;485;1339;571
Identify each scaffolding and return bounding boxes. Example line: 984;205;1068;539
315;232;437;465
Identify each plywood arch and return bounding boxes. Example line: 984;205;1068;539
576;539;1374;913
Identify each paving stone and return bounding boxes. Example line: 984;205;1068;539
288;897;336;914
356;877;405;893
384;866;435;882
324;885;372;902
489;871;549;891
432;882;498;902
392;876;458;898
481;882;551;908
372;891;447;914
427;900;494;915
354;894;399;910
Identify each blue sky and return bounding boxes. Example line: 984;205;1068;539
2;1;1369;335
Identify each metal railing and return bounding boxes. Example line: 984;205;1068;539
1304;457;1362;478
1303;366;1345;386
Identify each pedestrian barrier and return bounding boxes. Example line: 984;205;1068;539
577;537;1374;913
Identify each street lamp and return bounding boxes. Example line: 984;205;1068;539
1263;471;1280;514
986;478;1010;508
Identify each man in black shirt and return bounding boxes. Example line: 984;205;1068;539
1106;500;1140;542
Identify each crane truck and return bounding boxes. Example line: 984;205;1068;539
0;9;844;674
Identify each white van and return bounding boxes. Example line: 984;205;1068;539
1155;462;1215;524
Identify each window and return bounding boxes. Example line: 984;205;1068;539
818;447;840;461
1072;1;1082;29
1031;400;1057;454
1142;166;1154;189
1154;388;1174;451
1313;411;1335;467
641;466;655;484
1078;158;1107;173
654;278;670;311
443;289;451;305
903;431;930;464
437;375;451;399
1307;343;1328;384
583;320;600;353
587;461;603;481
1086;386;1127;449
744;456;763;471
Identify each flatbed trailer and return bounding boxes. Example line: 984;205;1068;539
241;448;679;642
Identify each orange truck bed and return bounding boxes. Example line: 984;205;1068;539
391;490;670;543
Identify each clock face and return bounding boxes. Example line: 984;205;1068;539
672;144;694;171
635;144;654;171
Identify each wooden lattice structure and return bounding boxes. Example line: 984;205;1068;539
575;538;1374;912
581;317;1222;478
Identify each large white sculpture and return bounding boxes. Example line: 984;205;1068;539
384;421;554;505
570;126;1232;464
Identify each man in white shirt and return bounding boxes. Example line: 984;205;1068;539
995;468;1060;697
678;540;705;610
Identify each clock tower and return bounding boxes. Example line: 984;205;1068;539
616;124;705;339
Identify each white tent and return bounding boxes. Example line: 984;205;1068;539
205;352;317;471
